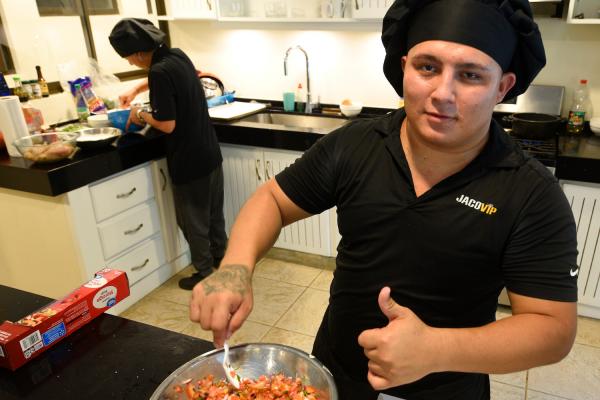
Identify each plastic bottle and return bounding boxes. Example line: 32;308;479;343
567;79;589;135
295;83;306;112
74;83;89;122
12;76;29;102
35;65;50;97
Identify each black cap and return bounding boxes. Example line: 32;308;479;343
381;0;546;100
109;18;165;57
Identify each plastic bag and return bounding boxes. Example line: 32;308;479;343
57;58;119;111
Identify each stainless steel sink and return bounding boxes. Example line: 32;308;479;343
236;112;349;133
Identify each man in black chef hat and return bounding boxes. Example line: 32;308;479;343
188;1;578;399
109;19;228;290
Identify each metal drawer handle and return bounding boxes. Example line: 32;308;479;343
160;168;167;191
265;160;271;180
255;159;263;181
116;187;137;199
207;0;212;11
131;258;150;271
124;223;144;235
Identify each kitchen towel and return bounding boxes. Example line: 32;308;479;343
0;96;29;157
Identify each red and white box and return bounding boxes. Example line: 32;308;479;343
0;268;129;370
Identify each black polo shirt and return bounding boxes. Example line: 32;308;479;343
275;108;578;400
149;45;222;184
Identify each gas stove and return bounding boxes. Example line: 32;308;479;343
493;84;564;171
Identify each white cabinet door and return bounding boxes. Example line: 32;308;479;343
221;144;265;235
567;0;600;23
151;158;189;263
264;148;332;256
562;182;600;318
351;0;394;19
166;0;218;19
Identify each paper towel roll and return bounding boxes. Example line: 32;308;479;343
0;96;29;157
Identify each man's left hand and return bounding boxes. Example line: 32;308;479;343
357;287;441;390
127;105;143;131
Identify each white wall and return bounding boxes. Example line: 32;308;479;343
169;18;600;116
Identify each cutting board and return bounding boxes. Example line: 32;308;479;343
208;101;267;121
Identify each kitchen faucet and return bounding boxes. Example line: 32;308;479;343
283;45;312;114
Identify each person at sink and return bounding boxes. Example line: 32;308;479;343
188;0;578;399
108;19;227;290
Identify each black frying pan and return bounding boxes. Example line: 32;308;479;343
505;113;564;139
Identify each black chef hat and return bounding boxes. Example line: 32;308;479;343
109;18;165;58
381;0;546;100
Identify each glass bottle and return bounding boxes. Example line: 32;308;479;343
567;79;589;135
35;66;50;97
74;83;89;122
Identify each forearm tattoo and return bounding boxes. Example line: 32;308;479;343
201;264;251;296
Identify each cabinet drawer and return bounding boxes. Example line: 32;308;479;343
98;201;161;259
106;235;166;286
90;166;154;222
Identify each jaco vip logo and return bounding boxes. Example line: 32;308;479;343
456;194;497;215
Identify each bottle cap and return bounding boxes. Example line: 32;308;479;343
580;79;588;84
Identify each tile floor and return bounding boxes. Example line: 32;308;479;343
122;252;600;400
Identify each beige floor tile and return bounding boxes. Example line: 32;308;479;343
490;371;526;387
148;274;193;306
310;270;334;292
266;248;336;271
254;258;321;287
575;315;600;348
526;390;573;400
528;343;600;400
180;322;215;342
261;327;315;355
276;288;329;336
120;297;190;333
247;276;305;325
490;381;525;400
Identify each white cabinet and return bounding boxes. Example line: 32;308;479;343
67;163;190;315
221;144;333;256
151;158;190;263
217;0;351;20
567;0;600;23
160;0;218;20
561;181;600;318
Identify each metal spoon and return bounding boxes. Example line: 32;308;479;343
222;340;241;389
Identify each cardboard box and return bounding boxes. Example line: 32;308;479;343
0;268;129;370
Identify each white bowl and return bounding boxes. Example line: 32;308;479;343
87;114;111;128
340;101;363;117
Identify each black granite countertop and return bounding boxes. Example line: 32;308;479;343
0;285;214;400
556;135;600;184
1;110;599;197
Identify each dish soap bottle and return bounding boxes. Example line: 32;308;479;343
567;79;589;135
295;83;306;113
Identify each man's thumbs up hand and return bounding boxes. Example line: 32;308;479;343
357;287;440;390
378;286;406;321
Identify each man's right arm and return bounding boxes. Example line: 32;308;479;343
189;178;311;346
119;79;149;107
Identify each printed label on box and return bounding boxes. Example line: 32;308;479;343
19;331;42;353
92;286;117;309
23;341;43;359
42;322;66;346
84;276;108;289
0;345;5;358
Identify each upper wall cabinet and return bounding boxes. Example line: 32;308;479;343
567;0;600;23
217;0;366;21
159;0;217;20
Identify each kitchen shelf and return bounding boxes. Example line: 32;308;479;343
216;17;357;23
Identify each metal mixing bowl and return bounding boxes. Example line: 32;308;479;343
150;343;338;399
